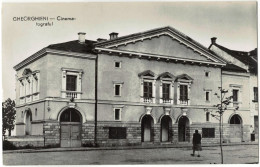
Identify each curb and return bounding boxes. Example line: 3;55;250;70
3;142;258;154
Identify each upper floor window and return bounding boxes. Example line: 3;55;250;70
204;90;211;102
66;75;77;91
233;89;239;102
18;68;40;104
253;87;258;102
158;72;175;104
139;70;156;103
176;74;193;105
230;84;242;108
180;85;188;102
143;81;153;99
115;61;121;68
205;71;210;77
61;68;83;99
162;83;170;100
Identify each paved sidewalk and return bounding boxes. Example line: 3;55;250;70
3;141;258;154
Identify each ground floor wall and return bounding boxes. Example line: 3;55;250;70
11;101;252;148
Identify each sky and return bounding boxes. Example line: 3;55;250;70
1;1;257;101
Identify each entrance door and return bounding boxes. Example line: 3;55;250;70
229;114;243;142
61;123;81;147
161;116;172;142
141;115;154;142
60;108;82;147
178;116;190;142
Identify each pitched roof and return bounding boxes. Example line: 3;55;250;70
222;63;248;73
95;26;226;63
212;43;257;73
47;40;97;54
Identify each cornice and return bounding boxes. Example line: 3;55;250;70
95;47;226;67
13;48;97;71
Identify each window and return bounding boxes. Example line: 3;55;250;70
35;108;37;117
205;71;210;77
162;83;170;100
206;112;210;122
66;75;77;91
254;87;258;102
61;68;83;99
109;127;127;139
143;81;153;99
180;85;188;102
205;91;211;101
202;128;215;138
114;108;121;121
21;111;23;118
115;61;121;68
115;84;121;96
233;89;239;102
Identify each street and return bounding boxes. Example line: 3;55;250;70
3;144;259;165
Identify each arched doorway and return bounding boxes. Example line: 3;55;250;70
141;115;154;142
60;108;82;147
178;116;190;142
25;110;32;135
161;116;172;142
229;114;243;142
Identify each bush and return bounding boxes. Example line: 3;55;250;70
3;140;17;150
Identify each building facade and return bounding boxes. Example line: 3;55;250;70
209;39;258;141
10;27;253;147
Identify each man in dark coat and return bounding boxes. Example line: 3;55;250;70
191;130;202;157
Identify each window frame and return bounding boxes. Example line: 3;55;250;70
114;108;122;121
114;84;122;96
202;128;215;138
114;61;121;68
66;75;77;91
253;87;258;102
109;127;127;139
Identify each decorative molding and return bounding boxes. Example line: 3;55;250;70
96;47;226;67
14;48;97;71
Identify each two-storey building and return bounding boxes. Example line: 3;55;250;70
209;38;258;142
10;26;252;147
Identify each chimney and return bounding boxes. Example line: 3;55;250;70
97;38;107;42
211;37;217;44
109;32;119;40
78;32;86;43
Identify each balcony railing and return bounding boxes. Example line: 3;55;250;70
179;99;189;105
143;97;152;103
61;91;81;99
162;98;171;103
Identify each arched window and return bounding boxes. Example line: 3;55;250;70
60;108;81;122
230;114;242;124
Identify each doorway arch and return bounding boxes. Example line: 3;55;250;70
60;108;82;147
141;115;154;142
161;115;172;142
178;116;190;142
229;114;243;142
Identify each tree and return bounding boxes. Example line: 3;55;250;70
211;87;238;164
2;98;16;137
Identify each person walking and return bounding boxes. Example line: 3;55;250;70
191;130;202;157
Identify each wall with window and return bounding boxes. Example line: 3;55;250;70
16;56;48;105
45;54;96;99
97;53;221;106
222;71;250;110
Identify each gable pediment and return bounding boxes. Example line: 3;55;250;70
96;26;224;64
175;74;193;82
138;70;156;78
